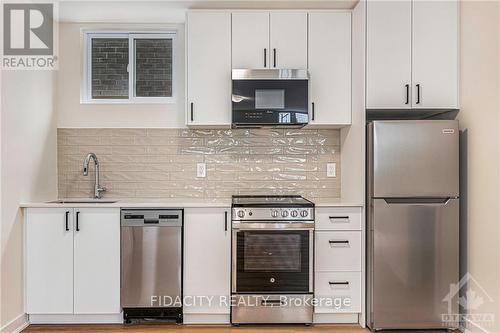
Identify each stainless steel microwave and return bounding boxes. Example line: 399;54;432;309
231;69;309;128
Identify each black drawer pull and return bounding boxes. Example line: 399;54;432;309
405;84;409;105
65;211;70;231
264;48;267;68
224;211;228;231
329;240;349;244
273;48;276;68
190;102;194;121
329;216;349;220
329;281;349;285
76;211;80;231
312;102;315;121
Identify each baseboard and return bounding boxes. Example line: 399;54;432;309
29;313;122;324
313;313;359;324
461;317;493;333
182;313;230;324
0;314;29;333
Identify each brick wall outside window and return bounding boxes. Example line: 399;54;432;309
135;39;172;97
91;38;129;99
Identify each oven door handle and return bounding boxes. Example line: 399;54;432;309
232;223;314;230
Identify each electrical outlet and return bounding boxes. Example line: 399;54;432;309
327;163;336;177
196;163;206;178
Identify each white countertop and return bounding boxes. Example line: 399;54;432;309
20;198;363;209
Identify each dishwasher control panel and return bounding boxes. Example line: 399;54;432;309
121;208;183;226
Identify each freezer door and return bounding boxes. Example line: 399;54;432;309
369;198;459;329
371;120;459;197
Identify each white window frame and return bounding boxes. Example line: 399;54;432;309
82;31;177;104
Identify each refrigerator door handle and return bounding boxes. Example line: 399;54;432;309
383;198;452;205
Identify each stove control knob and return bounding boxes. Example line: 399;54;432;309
281;210;289;218
271;210;279;218
291;210;298;218
237;210;245;218
300;210;308;218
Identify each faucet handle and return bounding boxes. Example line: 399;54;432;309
98;185;107;193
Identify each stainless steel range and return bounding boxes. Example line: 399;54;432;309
231;195;315;325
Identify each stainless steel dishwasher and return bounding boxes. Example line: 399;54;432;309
121;208;183;323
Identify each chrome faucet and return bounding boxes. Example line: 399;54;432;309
83;153;106;199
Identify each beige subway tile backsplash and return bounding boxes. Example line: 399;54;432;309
57;128;341;202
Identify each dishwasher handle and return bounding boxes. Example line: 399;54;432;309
144;218;159;224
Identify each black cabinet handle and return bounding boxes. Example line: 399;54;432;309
405;84;409;105
329;281;349;285
329;216;349;220
65;211;70;231
329;240;349;244
76;211;80;231
311;102;315;121
416;84;421;104
224;211;228;231
190;103;194;121
273;48;276;68
264;48;267;68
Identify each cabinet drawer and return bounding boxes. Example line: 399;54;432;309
315;231;361;271
314;272;361;313
316;207;362;231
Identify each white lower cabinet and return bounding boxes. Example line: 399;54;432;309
183;207;231;323
26;208;120;316
314;206;363;324
315;272;361;313
26;208;74;314
73;208;120;314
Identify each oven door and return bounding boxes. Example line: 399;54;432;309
232;227;313;294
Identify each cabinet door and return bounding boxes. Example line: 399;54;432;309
366;0;412;109
412;0;458;108
308;12;351;125
232;12;270;69
73;208;120;314
184;208;230;315
269;12;308;69
26;208;74;314
186;12;231;126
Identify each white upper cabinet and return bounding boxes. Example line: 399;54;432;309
269;12;308;69
231;11;307;69
26;208;74;314
308;11;352;126
412;0;458;109
367;0;412;109
73;208;120;314
232;12;270;69
366;0;459;109
186;12;232;126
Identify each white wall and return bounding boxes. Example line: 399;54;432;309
56;23;186;128
0;70;58;331
459;2;500;332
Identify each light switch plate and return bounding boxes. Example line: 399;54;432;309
196;163;206;178
327;163;336;177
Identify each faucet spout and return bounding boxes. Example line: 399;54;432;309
82;153;106;199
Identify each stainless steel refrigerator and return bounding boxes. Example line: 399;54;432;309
367;120;459;330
